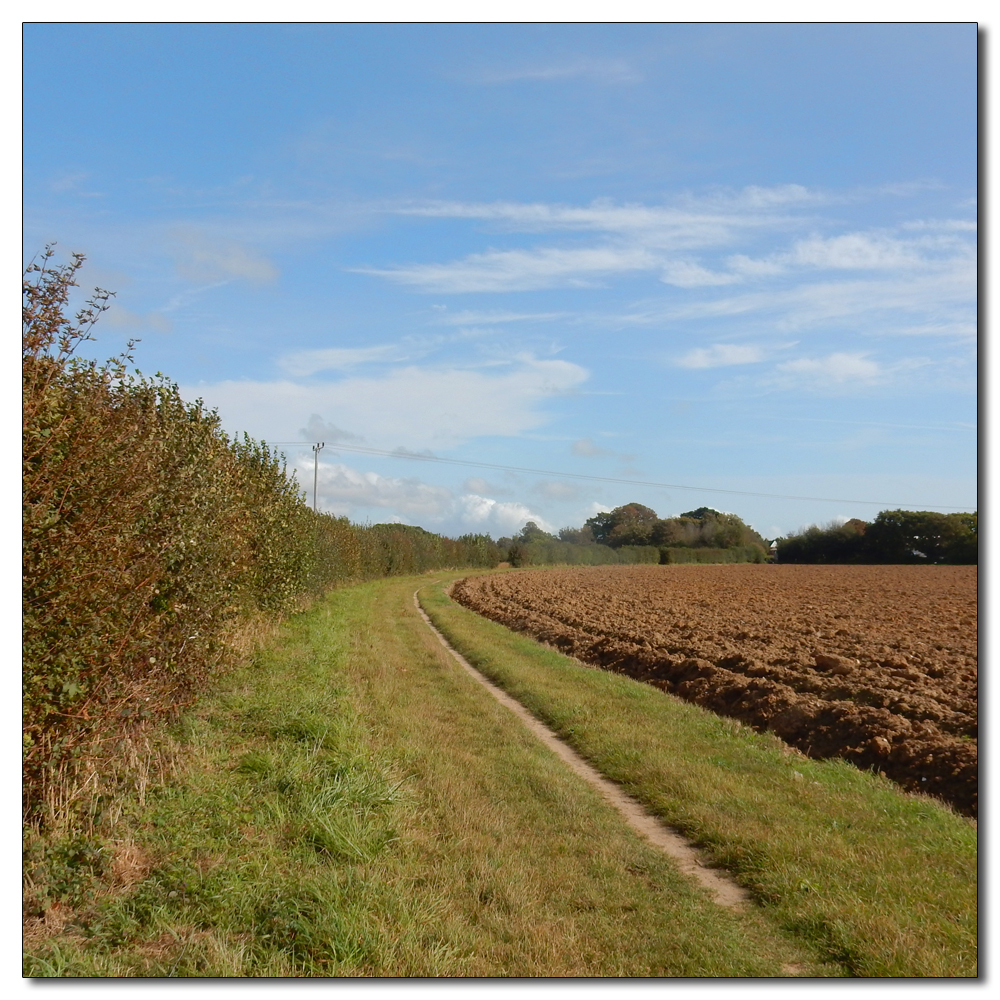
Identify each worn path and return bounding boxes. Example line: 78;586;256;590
415;586;751;910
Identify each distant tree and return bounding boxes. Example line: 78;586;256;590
679;507;722;521
558;525;595;545
651;516;700;547
776;521;867;563
655;508;765;550
583;510;617;546
516;521;556;544
585;503;659;548
863;509;978;564
776;510;976;564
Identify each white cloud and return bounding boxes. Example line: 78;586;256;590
726;253;787;278
775;352;881;383
572;437;613;457
532;480;583;501
462;476;514;497
432;309;565;326
357;245;659;293
300;415;363;443
372;198;974;346
181;355;588;451
628;260;975;338
901;218;977;233
306;461;454;519
103;302;172;333
675;344;766;369
788;232;926;270
170;226;278;285
279;344;407;376
661;260;740;288
728;229;974;277
303;461;556;535
722;184;818;209
392;189;819;239
458;494;553;534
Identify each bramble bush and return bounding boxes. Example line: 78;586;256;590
22;249;501;826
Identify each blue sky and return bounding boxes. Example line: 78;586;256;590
23;22;978;542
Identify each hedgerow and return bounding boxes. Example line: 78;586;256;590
22;249;500;826
659;545;767;564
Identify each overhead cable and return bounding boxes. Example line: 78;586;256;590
262;441;973;511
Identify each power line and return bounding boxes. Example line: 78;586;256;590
262;441;974;512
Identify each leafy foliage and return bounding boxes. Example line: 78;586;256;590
776;511;977;564
583;503;767;552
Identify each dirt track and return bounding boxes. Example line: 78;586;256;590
415;589;750;910
453;564;978;816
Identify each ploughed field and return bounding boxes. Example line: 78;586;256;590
453;565;978;816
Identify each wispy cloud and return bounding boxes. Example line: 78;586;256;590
300;415;364;443
462;476;514;498
170;226;278;285
103;302;172;333
570;438;635;465
391;191;816;245
675;344;767;369
279;344;409;376
661;260;740;288
358;245;659;293
531;480;583;501
431;308;566;326
369;192;974;316
571;437;613;457
775;352;881;384
627;263;975;338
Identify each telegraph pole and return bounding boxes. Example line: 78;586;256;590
311;442;325;511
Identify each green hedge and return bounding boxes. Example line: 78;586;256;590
511;540;661;567
22;250;501;823
659;545;767;564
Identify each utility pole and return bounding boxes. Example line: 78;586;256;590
311;442;325;511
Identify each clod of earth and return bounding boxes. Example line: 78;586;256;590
815;653;857;674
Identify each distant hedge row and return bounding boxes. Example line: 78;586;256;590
660;545;767;564
508;539;661;567
509;540;768;567
22;251;500;824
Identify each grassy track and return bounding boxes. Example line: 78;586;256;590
23;571;975;976
421;572;978;978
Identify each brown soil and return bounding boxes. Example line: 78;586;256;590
453;565;978;817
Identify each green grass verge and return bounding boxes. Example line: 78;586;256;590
24;574;832;977
419;574;977;978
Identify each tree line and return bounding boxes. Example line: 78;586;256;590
497;503;770;567
775;510;977;565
